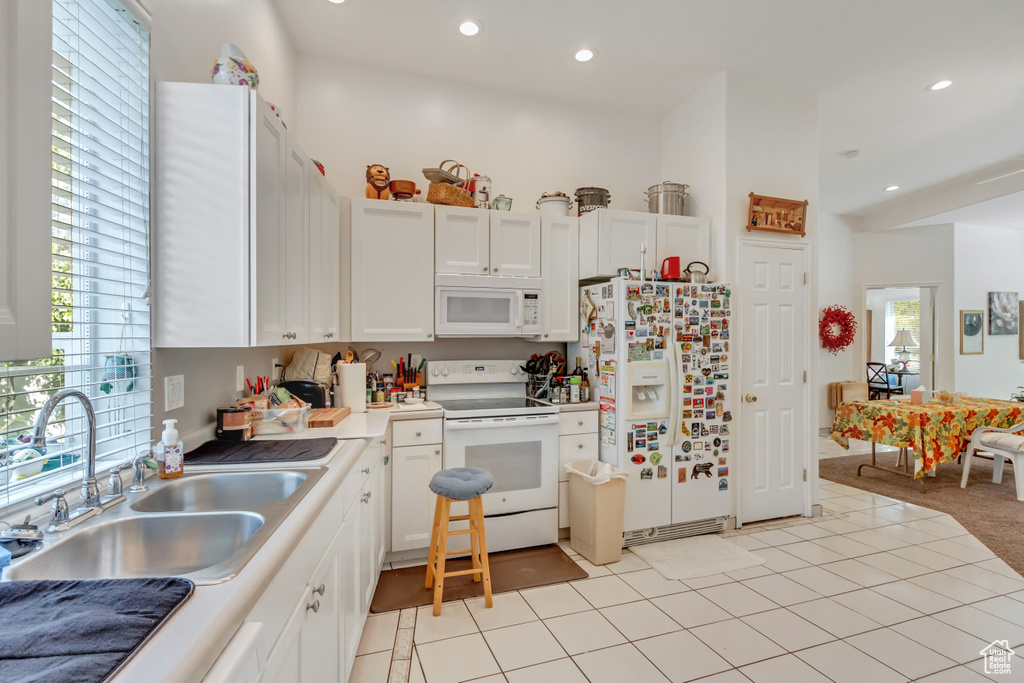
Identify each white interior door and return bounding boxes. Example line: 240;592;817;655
739;243;807;523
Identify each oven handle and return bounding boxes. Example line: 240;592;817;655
444;414;560;430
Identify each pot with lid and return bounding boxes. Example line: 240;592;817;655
646;182;689;215
536;192;572;217
575;187;610;216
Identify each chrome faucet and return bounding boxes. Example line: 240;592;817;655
31;389;102;531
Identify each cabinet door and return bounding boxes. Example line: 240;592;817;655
340;505;361;675
580;210;656;279
490;211;541;277
252;98;288;346
283;139;309;343
655;215;711;271
391;443;443;551
374;454;388;570
538;216;579;342
359;470;378;615
351;200;435;341
321;188;341;342
300;530;341;683
307;165;326;342
435;205;489;274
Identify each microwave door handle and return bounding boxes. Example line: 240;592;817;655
515;290;523;329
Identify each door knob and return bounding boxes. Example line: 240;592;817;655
744;394;758;403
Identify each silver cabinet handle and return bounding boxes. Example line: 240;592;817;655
427;333;433;338
361;491;371;503
306;600;320;613
362;467;370;474
312;583;325;596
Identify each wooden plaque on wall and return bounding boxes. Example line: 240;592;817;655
746;193;808;237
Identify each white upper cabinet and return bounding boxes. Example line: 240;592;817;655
307;166;326;342
579;209;657;280
0;1;52;361
283;138;309;344
320;188;342;342
351;199;434;341
491;211;541;277
435;207;541;277
535;216;579;342
435;205;490;275
656;214;711;270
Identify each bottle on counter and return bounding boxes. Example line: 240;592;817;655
580;372;591;403
157;418;184;479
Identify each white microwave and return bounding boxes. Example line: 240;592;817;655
435;274;542;337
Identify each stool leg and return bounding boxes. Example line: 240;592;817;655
433;497;451;617
469;498;481;583
993;454;1005;484
425;495;443;590
960;446;974;489
472;496;493;608
1012;456;1024;501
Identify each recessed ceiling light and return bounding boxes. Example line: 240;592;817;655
575;48;595;62
841;150;860;159
885;185;900;192
927;79;952;91
327;0;344;4
459;20;481;36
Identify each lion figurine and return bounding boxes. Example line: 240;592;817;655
366;164;391;200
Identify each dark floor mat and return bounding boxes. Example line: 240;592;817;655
185;437;338;464
370;544;588;613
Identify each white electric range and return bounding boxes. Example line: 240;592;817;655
428;360;559;553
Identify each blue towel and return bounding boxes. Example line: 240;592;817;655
0;577;193;682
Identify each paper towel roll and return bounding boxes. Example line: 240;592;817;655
337;363;366;413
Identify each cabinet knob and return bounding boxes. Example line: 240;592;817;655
361;467;370;474
415;431;422;437
578;443;584;449
482;267;488;272
578;420;584;426
312;583;325;596
435;449;441;455
306;600;320;613
493;268;498;272
427;333;433;338
544;334;550;338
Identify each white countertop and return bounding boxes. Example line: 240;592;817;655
112;402;442;681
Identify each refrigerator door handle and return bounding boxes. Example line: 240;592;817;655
664;336;680;447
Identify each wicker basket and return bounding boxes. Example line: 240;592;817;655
426;161;475;207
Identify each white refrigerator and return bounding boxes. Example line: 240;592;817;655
570;278;734;535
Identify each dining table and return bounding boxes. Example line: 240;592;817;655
830;396;1024;490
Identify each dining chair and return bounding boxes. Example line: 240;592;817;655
866;362;904;400
960;422;1024;501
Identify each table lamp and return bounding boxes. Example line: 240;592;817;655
888;329;917;364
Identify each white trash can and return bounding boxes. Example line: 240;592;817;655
565;460;629;565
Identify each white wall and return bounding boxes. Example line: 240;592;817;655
816;213;857;429
148;0;298;121
852;224;955;392
953;223;1024;399
660;73;728;277
294;55;661;212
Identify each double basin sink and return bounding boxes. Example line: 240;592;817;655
5;468;325;585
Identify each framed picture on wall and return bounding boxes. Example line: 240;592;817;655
960;310;984;355
989;291;1019;335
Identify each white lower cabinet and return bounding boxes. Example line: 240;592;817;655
214;440;387;683
557;410;599;530
390;419;443;552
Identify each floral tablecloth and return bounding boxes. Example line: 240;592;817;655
831;397;1023;479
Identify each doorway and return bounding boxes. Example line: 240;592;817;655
864;286;937;391
738;241;810;523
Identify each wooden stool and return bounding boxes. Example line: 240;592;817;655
424;467;494;616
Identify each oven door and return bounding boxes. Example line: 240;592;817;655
435;286;522;337
442;414;559;515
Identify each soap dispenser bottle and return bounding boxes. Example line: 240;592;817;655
157;418;184;479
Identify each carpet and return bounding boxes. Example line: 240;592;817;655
629;535;767;580
819;452;1024;574
370;544;588;613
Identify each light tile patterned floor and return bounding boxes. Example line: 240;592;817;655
354;441;1024;683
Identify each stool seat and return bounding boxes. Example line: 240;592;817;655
429;467;493;501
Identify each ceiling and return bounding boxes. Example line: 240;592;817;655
272;0;1024;222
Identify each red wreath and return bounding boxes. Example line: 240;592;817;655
819;305;857;355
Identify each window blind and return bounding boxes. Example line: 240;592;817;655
0;0;151;508
884;299;921;367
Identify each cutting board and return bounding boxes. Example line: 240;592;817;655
308;407;351;428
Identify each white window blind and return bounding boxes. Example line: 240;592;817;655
0;0;151;507
884;299;921;367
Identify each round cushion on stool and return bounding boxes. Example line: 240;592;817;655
429;467;493;501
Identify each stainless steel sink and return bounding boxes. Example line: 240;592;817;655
130;471;307;513
5;512;263;582
5;467;326;584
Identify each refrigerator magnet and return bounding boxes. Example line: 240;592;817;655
718;467;729;477
693;462;714;478
640;468;653;480
649;452;662;465
658;465;668;478
681;441;692;452
718;457;727;465
631;453;646;465
719;479;728;491
678;468;687;483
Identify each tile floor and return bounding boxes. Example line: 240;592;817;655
353;441;1024;683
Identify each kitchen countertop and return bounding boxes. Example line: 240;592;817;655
110;401;443;681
